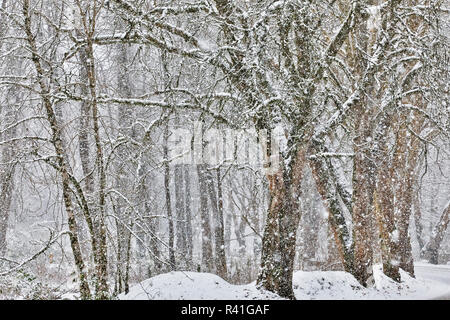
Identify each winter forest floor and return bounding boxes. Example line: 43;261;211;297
118;263;450;300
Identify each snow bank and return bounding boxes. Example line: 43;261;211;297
119;272;280;300
119;265;450;300
292;270;367;299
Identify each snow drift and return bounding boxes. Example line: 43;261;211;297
119;264;450;300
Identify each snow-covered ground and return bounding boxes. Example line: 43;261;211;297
414;262;450;299
119;263;450;300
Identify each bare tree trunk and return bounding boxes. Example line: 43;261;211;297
373;115;401;282
84;35;109;300
424;201;450;264
184;164;193;269
216;168;227;279
250;181;262;271
224;188;232;264
375;172;401;281
346;5;377;286
163;120;176;269
326;223;345;271
137;147;161;275
297;169;323;271
0;99;16;257
395;64;428;274
114;38;134;295
197;164;213;272
413;185;425;251
397;186;415;275
77;31;94;196
0;0;16;251
394;123;415;276
22;0;91;298
257;146;305;300
175;164;186;266
148;204;162;273
309;143;354;275
203;166;227;279
0;0;15;258
75;31;110;298
73;26;98;284
352;113;376;287
230;178;248;282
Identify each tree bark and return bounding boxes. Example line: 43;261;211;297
197;164;214;272
257;146;305;300
352;111;376;287
114;39;134;294
184;164;193;269
424;201;450;264
309;143;354;275
0;100;16;257
373;115;401;282
175;164;186;266
23;0;91;298
163;120;176;269
203;166;227;279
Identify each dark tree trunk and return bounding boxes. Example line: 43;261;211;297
309;143;354;275
352;141;376;286
164;121;176;269
257;147;305;300
0;101;16;257
413;185;425;252
424;202;450;264
396;164;415;276
197;164;214;272
203;166;227;279
175;164;186;266
23;0;92;298
114;38;134;295
216;167;227;279
184;164;193;269
372;112;401;283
